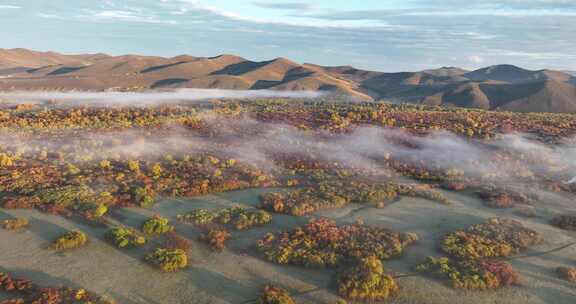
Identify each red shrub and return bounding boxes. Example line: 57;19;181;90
163;232;192;252
2;196;39;209
478;259;520;286
200;228;230;252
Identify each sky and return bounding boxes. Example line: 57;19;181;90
1;0;575;71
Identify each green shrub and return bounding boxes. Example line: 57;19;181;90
398;184;452;205
416;256;520;290
336;256;398;301
256;218;417;268
77;202;108;220
177;206;272;230
0;153;13;167
145;248;188;272
133;186;155;208
232;210;272;230
2;218;29;230
142;215;174;235
177;209;215;226
259;181;450;216
52;230;88;251
33;185;115;217
259;182;395;216
257;284;296;304
106;227;146;248
36;185;94;207
441;218;540;260
90;204;109;218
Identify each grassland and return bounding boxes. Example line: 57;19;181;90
0;99;575;303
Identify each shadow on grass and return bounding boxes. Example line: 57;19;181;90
186;266;253;304
0;266;80;289
528;285;576;304
108;292;164;304
26;217;68;244
0;210;14;221
513;259;576;290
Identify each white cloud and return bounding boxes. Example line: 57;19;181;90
465;32;499;40
0;5;19;9
166;0;268;23
405;9;576;17
492;49;576;60
80;9;178;24
163;0;384;28
251;1;314;11
468;55;484;64
37;13;65;20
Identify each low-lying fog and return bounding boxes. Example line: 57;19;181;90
2;111;575;186
0;90;574;187
0;89;326;106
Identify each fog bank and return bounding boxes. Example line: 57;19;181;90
0;89;325;106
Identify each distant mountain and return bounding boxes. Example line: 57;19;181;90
0;48;107;71
0;48;575;113
492;80;576;113
464;64;573;83
418;79;576;113
423;67;469;77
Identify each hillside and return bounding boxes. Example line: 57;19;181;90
0;48;575;113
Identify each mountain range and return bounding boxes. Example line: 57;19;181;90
0;48;575;113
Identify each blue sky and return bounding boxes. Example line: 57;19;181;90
1;0;576;71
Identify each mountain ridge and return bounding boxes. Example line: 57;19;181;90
0;48;575;113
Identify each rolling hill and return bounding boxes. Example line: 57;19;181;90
0;48;575;113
